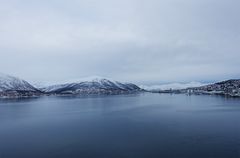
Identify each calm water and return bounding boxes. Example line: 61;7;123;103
0;93;240;158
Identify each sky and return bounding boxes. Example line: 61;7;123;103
0;0;239;85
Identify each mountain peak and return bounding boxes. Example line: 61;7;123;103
0;73;41;97
41;77;141;94
63;76;116;84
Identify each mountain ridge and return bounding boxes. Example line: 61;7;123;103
0;73;239;98
0;73;42;98
186;79;240;97
41;78;142;95
0;74;142;98
150;79;240;97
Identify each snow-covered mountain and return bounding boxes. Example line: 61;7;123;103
0;74;142;97
0;73;39;92
1;73;239;98
41;77;142;95
188;79;240;97
0;73;41;97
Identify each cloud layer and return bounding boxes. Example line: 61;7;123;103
0;0;239;84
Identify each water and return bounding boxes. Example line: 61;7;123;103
0;93;240;158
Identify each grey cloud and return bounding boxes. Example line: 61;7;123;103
0;0;239;84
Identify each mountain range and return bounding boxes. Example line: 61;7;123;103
186;79;240;97
0;73;240;98
41;78;142;95
0;74;142;98
150;79;240;97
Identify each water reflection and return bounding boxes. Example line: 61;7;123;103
0;93;240;158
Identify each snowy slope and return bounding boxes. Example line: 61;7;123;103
0;73;39;92
141;82;206;91
42;77;142;94
189;79;240;96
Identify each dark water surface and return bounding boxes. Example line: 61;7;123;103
0;93;240;158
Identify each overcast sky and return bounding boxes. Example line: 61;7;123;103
0;0;239;85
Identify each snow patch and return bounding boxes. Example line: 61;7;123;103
141;82;207;91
